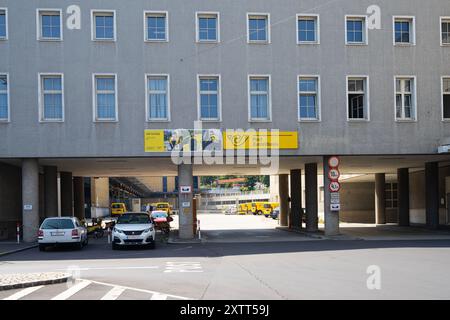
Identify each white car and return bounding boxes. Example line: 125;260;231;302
38;217;88;251
112;213;156;250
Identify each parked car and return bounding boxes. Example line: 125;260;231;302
38;217;88;251
111;202;127;216
112;212;156;250
270;207;280;220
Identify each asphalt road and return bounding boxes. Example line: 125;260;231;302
2;234;450;300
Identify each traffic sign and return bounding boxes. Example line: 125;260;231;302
328;168;340;181
330;203;341;211
180;186;192;193
329;181;341;193
328;156;340;168
330;192;340;204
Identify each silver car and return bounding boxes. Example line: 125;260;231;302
38;217;88;251
112;213;156;250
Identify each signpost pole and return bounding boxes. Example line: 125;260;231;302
323;156;340;236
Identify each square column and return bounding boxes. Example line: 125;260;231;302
44;166;58;217
60;172;73;217
73;177;85;220
397;168;410;226
425;162;440;229
290;169;302;229
323;156;339;236
22;159;40;243
178;164;194;239
375;173;386;225
305;163;318;232
278;174;289;227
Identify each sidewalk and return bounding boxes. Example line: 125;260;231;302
0;241;38;258
0;272;71;291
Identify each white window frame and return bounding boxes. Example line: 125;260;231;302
393;16;416;46
394;76;417;122
298;75;321;122
440;17;450;46
197;74;222;122
248;75;272;122
144;11;169;43
196;12;220;43
91;10;117;42
346;75;370;121
38;73;65;122
345;15;368;45
296;14;320;45
145;74;171;122
247;13;271;44
92;73;118;122
36;9;63;41
442;76;450;121
0;73;10;122
0;8;8;40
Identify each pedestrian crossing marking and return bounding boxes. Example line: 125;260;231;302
3;285;44;300
51;280;91;300
101;286;126;300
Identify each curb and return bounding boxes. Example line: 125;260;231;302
275;227;325;239
0;244;38;258
0;274;72;291
167;238;203;244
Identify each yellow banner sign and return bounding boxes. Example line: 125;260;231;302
223;131;298;150
144;130;165;152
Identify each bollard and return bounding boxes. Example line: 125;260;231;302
197;219;201;240
108;227;111;244
16;222;20;244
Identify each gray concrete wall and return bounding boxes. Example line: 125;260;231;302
0;0;449;158
0;162;21;239
340;182;375;223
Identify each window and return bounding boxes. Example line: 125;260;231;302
93;75;117;121
0;8;7;40
441;17;450;46
0;74;9;121
198;76;220;121
394;17;415;45
385;183;398;209
347;77;369;120
298;76;320;121
39;74;64;121
146;75;169;121
442;77;450;120
37;9;62;40
92;11;116;41
346;16;367;44
249;76;271;121
197;12;219;42
145;11;168;42
247;14;270;43
297;15;319;44
395;77;416;121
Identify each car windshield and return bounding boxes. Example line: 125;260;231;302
112;204;123;208
117;214;151;224
151;211;168;219
157;204;168;208
41;219;75;230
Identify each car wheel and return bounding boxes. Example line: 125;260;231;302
83;236;88;246
39;244;46;252
148;241;156;250
75;241;83;250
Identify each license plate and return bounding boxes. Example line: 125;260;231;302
51;232;64;236
127;235;141;240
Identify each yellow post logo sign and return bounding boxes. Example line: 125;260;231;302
144;130;165;152
222;131;298;150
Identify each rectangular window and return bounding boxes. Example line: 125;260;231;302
441;18;450;45
37;10;62;40
0;74;9;121
92;11;115;41
297;15;319;43
197;13;219;42
394;17;415;45
94;75;117;121
146;75;169;121
248;14;270;43
145;12;168;42
0;9;7;40
298;76;320;120
395;77;416;121
249;76;270;121
198;76;220;121
346;16;366;44
347;77;369;120
385;183;398;209
40;74;63;121
443;77;450;120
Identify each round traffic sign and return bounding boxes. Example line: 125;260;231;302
329;181;341;193
328;168;340;181
328;156;340;168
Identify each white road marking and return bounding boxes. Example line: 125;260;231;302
51;280;91;300
3;286;44;300
101;286;126;300
56;266;159;271
150;293;167;300
164;262;203;273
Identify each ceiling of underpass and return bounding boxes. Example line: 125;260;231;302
3;154;450;177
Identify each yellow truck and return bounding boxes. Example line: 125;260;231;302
238;203;252;215
111;203;127;216
250;202;280;216
155;202;172;215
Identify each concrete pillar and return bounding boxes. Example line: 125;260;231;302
43;166;58;217
290;169;302;229
305;163;318;232
90;177;110;218
22;159;40;243
323;156;339;236
279;174;289;227
397;168;410;226
178;163;194;239
375;173;386;225
60;172;73;216
425;162;440;229
73;177;85;220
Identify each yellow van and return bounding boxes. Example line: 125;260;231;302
238;203;249;215
262;202;280;217
111;203;127;216
155;202;171;215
